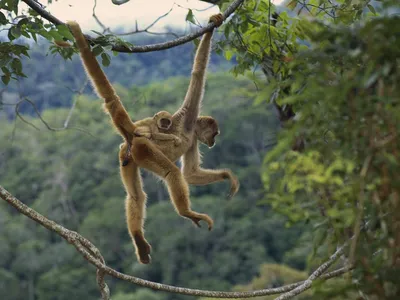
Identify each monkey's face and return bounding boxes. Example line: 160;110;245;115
196;117;220;148
154;111;173;130
204;129;219;148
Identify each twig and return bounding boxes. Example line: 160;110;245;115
15;97;95;137
21;0;246;53
274;244;348;300
63;79;89;128
113;5;175;36
0;185;352;299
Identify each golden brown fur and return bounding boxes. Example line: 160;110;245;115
133;111;181;145
67;14;239;264
121;111;181;166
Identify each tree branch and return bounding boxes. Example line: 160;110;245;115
21;0;244;53
274;244;348;300
0;185;352;299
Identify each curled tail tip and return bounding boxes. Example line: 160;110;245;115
66;20;79;28
66;20;83;37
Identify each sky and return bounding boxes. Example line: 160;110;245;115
20;0;285;33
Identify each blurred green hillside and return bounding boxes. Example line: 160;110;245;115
0;63;306;299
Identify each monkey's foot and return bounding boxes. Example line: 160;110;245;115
133;233;152;264
209;13;224;27
185;212;214;231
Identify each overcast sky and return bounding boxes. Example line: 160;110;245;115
20;0;284;34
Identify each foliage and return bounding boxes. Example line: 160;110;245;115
0;0;78;83
211;0;400;298
2;0;400;299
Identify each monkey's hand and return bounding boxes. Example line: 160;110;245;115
174;137;182;146
134;128;151;139
223;170;240;199
209;13;224;28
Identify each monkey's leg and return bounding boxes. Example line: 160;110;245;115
184;168;240;199
119;144;152;264
131;138;214;230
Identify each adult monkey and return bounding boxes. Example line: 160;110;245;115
68;14;239;264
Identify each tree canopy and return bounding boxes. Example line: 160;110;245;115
1;0;399;299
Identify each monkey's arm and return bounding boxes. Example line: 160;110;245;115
175;14;224;132
151;133;182;145
67;21;136;141
182;140;239;198
134;126;152;138
135;127;181;144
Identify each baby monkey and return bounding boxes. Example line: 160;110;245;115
122;111;181;166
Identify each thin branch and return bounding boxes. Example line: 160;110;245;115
174;2;216;12
112;5;175;37
0;185;352;299
274;244;348;300
92;0;109;33
63;79;89;128
15;97;95;137
21;0;245;53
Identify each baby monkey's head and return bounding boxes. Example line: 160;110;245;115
153;111;173;130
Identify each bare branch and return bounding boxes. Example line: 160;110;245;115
0;185;352;299
201;0;222;4
274;244;348;300
15;97;95;137
109;4;176;37
21;0;245;53
63;79;90;128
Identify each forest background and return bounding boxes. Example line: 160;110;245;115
0;0;399;300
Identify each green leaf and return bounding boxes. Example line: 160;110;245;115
1;66;10;75
224;50;233;61
17;17;29;26
39;29;52;41
9;26;21;40
31;31;37;42
1;74;10;85
92;45;103;56
185;9;195;25
0;55;11;68
0;11;7;25
101;53;111;67
287;0;298;10
103;45;113;52
48;30;64;41
56;24;74;40
7;0;18;14
367;4;376;14
10;58;22;74
21;30;30;38
91;30;104;36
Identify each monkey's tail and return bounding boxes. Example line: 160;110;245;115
67;21;117;103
